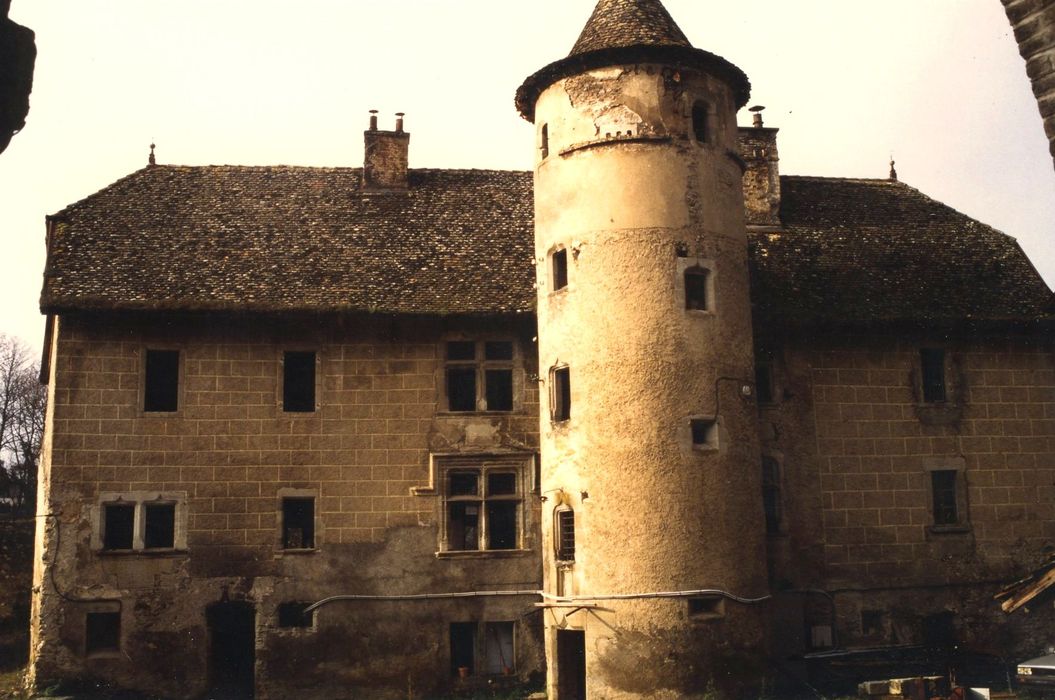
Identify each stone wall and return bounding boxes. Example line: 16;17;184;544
1003;0;1055;164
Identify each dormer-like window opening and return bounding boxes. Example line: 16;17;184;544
685;266;709;311
692;101;709;143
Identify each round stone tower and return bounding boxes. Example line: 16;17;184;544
516;1;770;697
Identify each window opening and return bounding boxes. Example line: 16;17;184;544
541;124;549;160
450;622;476;676
688;596;724;618
755;356;774;403
692;101;709;143
283;351;316;412
282;497;315;549
446;340;514;412
144;349;179;412
552;248;568;291
761;457;782;534
690;418;717;449
555;506;575;562
446;467;520;552
861;609;884;637
277;602;314;628
102;503;135;550
144;502;176;549
920;348;946;403
551;366;570;422
86;611;121;654
685;266;709;311
931;470;959;525
483;622;516;675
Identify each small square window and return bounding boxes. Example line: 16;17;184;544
283;351;316;412
277;602;314;629
861;609;884;637
688;596;724;619
143;502;176;549
144;349;179;412
690;419;717;450
685;266;709;311
282;497;315;549
551;366;570;422
102;503;135;550
552;249;568;291
920;348;946;403
86;611;121;654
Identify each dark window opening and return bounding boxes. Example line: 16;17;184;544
556;507;575;562
861;609;884;637
445;467;520;552
450;622;476;676
277;602;314;628
540;124;550;160
144;349;179;412
755;357;774;403
447;341;476;361
486;501;517;550
446;340;515;412
931;470;959;526
552;366;570;422
761;457;782;534
103;503;135;550
449;472;479;497
86;611;121;654
207;601;255;698
487;473;516;496
691;418;716;449
144;502;176;549
447;367;477;412
692;101;709;143
685;266;709;311
448;502;480;551
921;348;946;403
485;369;513;412
552;249;568;291
485;341;513;361
282;497;315;549
483;622;515;675
922;611;957;647
688;596;723;618
283;351;316;412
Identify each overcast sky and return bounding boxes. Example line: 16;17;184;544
2;0;1053;355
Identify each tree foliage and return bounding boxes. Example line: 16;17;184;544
0;335;45;515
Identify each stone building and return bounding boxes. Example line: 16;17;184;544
29;1;1055;698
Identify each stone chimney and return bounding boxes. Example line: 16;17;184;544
363;111;409;191
738;106;781;227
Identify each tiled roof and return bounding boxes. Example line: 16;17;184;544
41;166;535;316
750;176;1054;326
569;0;691;56
40;168;1053;326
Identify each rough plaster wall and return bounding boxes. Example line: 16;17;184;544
1004;0;1055;164
533;64;769;699
30;313;543;699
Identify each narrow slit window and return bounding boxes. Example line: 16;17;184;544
692;101;709;143
755;357;774;404
283;351;316;412
931;470;959;526
685;266;709;311
102;503;135;550
450;622;476;676
556;506;575;562
691;418;717;449
920;348;946;403
552;248;568;291
761;457;782;534
282;497;315;549
551;366;570;422
144;502;176;549
277;602;314;629
144;349;179;412
540;124;549;160
85;611;121;654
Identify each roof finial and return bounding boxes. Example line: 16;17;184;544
888;156;897;181
148;142;156;166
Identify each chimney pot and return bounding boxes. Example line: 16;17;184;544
395;112;405;133
369;110;379;131
749;105;765;129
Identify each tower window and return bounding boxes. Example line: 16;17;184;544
761;456;782;534
541;124;549;160
692;101;709;143
283;351;316;412
685;266;709;311
555;506;575;562
920;348;946;403
552;248;568;291
144;349;179;412
551;366;571;422
282;497;315;549
690;418;717;450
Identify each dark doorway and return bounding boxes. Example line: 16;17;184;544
556;629;586;700
206;601;255;699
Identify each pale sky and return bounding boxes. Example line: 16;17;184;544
3;0;1053;355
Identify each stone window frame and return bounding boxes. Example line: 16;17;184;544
140;345;184;415
277;487;320;553
90;491;189;554
438;336;520;414
416;453;535;559
923;458;970;534
83;601;122;658
676;257;717;317
277;347;322;414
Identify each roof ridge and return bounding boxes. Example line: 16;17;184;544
569;0;691;57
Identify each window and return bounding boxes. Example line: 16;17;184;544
861;609;884;638
450;622;516;677
86;611;121;655
143;502;176;549
282;497;315;549
94;493;187;553
283;351;316;412
692;101;709;143
552;248;568;291
761;457;782;534
446;467;520;551
690;418;717;450
551;366;570;422
688;596;724;619
445;340;514;412
102;502;135;550
931;470;959;526
920;348;946;403
144;349;179;412
555;505;575;562
685;266;709;311
277;602;314;629
541;123;549;160
755;355;774;404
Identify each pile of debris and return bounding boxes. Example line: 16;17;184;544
994;555;1055;613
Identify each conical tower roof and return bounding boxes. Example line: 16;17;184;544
569;0;691;56
516;0;750;121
